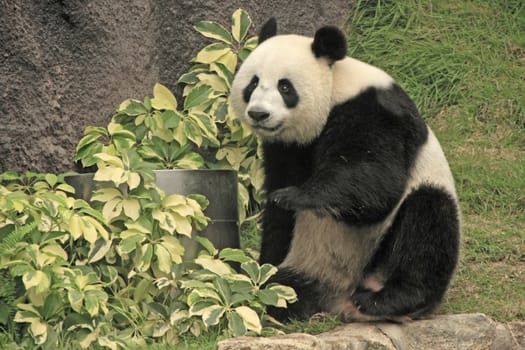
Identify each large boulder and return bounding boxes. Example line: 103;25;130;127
217;314;525;350
0;0;352;173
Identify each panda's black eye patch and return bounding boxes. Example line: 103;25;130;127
278;79;299;108
243;75;259;103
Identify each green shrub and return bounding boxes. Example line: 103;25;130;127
0;9;296;349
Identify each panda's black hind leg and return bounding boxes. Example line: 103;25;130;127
351;185;460;319
266;267;325;322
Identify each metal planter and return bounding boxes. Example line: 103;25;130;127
66;169;239;258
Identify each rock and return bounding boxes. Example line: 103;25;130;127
0;0;351;173
217;333;325;350
217;314;524;350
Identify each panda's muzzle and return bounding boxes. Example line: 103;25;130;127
248;110;270;122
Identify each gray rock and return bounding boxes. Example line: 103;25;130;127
217;314;524;350
0;0;352;173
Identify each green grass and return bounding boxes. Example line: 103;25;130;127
346;0;525;323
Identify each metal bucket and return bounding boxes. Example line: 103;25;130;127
66;169;239;258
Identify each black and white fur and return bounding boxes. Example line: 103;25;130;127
231;18;461;322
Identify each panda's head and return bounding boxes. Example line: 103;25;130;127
231;18;347;144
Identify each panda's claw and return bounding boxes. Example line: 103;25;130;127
268;186;305;210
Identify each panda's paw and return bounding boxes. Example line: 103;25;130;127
268;186;307;210
351;289;379;315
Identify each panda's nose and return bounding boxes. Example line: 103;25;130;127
248;110;270;122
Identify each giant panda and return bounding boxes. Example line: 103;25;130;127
230;18;461;322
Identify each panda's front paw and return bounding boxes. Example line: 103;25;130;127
268;186;306;210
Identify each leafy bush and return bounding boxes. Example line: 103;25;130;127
0;9;296;349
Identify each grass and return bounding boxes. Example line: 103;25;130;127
166;0;525;347
242;0;524;334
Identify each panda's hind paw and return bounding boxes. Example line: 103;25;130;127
351;289;378;315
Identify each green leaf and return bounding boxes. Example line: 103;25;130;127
232;9;251;43
185;120;203;147
230;292;254;306
79;331;97;349
239;47;253;62
161;109;181;129
194;21;233;45
99;265;118;285
119;234;145;254
40;292;62;320
122;198;140;221
211;62;234;86
193;236;217;256
214;277;232;305
241;260;260;283
175;152;205;169
63;312;91;331
136;243;154;272
219;248;251;263
30;318;48;341
188;300;216;316
170;309;189;324
178;69;203;85
258;264;278;285
257;289;279;306
75;127;107;150
124;100;149;116
190;112;219;144
161;235;184;264
92;188;122;202
22;270;50;293
56;183;76;194
68;289;84;313
180;280;210;290
147;302;169;319
187;194;209;210
88;238;112;263
210;99;229;122
184;85;214;111
268;284;298;307
234;306;262;334
201;305;226;327
195;255;233;276
193;43;231;65
151;83;178;110
102;197;124;223
228;310;246;337
44;174;58;187
155;244;172;274
84;291;100;316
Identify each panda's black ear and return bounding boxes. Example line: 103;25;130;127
259;17;277;44
312;26;347;62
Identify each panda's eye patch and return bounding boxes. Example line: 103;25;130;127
278;79;293;94
243;75;259;103
278;79;299;108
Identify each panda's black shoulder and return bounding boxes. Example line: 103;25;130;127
320;84;428;166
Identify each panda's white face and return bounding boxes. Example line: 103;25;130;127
231;35;333;144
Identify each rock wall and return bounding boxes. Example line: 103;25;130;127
218;314;525;350
0;0;352;173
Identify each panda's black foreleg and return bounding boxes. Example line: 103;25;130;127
268;162;406;225
350;185;460;319
259;202;296;265
265;267;325;322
